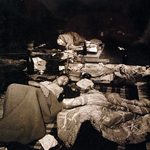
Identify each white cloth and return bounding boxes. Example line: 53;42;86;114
32;57;47;71
39;134;58;150
76;78;94;90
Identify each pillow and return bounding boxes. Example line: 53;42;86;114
76;78;94;90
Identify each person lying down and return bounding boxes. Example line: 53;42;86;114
57;79;150;148
0;75;69;145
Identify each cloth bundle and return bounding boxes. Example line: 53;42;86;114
57;31;85;49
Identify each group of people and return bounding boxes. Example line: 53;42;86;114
0;31;147;150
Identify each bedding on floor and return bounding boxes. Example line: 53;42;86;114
29;83;130;149
57;88;150;148
0;80;149;150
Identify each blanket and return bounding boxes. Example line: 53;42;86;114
57;31;85;49
0;83;62;145
73;63;146;83
57;90;150;148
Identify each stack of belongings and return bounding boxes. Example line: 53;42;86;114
57;31;85;50
67;63;83;82
83;38;105;63
57;31;105;63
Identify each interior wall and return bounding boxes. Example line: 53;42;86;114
0;0;150;52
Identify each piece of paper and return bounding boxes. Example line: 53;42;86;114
39;134;58;150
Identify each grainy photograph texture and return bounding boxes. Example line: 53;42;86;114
0;0;150;150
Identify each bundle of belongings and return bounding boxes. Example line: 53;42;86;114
57;78;150;148
57;31;104;52
24;31;105;77
66;63;147;84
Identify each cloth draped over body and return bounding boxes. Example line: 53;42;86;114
57;31;85;49
57;31;104;51
0;83;62;145
57;89;150;148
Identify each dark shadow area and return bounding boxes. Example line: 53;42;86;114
0;0;150;54
62;120;118;150
0;0;66;52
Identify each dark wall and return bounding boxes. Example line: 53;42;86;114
0;0;65;52
0;0;150;52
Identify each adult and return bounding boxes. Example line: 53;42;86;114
0;75;69;145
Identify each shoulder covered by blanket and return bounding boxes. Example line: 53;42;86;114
57;90;150;148
0;83;62;145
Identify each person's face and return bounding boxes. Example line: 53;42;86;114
56;75;69;86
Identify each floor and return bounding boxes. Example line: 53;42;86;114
100;42;150;66
0;41;150;150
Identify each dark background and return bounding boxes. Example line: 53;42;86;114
0;2;150;150
0;0;150;53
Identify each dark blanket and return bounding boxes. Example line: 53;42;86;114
0;83;62;145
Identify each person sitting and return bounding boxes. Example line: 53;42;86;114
0;75;70;145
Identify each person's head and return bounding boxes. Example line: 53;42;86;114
57;35;66;47
53;75;69;86
57;38;66;46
